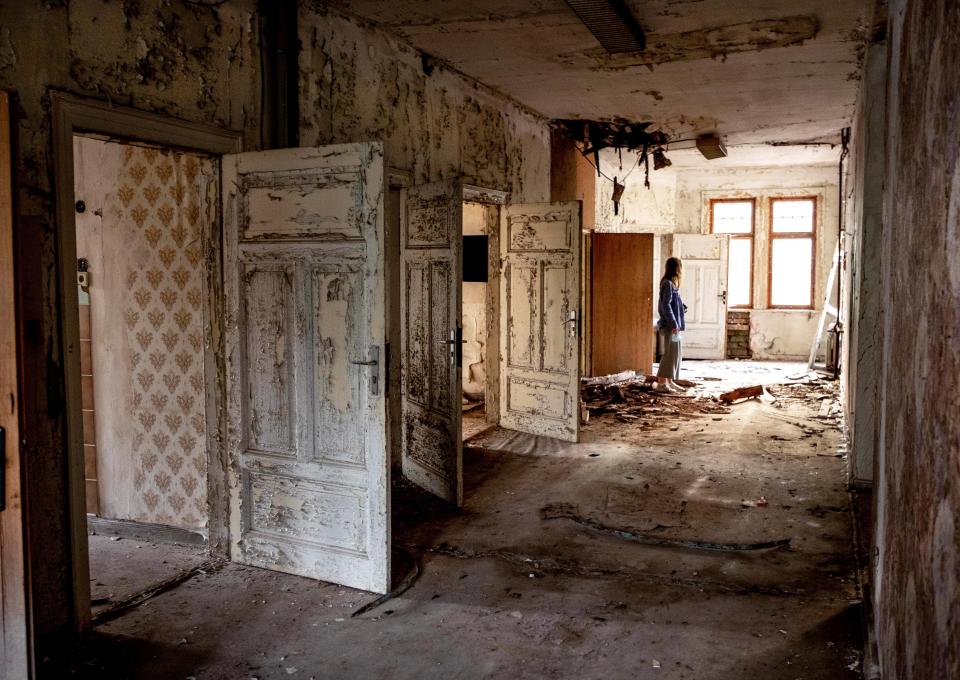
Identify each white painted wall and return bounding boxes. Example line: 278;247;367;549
596;153;840;359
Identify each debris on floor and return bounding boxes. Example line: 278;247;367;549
719;384;765;403
582;363;841;432
541;502;791;552
581;374;729;427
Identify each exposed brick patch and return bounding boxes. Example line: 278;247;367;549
726;310;751;359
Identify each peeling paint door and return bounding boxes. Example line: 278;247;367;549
223;143;389;594
499;202;581;443
399;180;463;505
672;234;729;360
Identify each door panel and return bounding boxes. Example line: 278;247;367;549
672;234;728;359
0;89;29;680
223;143;389;594
500;202;581;443
400;180;462;505
589;233;655;377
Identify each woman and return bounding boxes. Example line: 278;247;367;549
656;257;686;393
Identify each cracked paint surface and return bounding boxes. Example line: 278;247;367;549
874;1;960;677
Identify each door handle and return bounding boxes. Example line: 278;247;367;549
350;346;379;396
564;311;578;338
719;291;727;304
440;329;462;365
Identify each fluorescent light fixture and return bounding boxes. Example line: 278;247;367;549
564;0;646;53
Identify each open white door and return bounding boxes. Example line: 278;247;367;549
0;90;29;680
399;180;463;505
672;234;729;359
499;202;581;443
223;143;389;594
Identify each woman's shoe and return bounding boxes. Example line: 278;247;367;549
654;382;673;393
667;383;687;393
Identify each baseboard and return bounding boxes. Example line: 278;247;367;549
87;516;207;547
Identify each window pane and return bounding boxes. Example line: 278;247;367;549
728;238;752;307
772;199;815;233
770;238;813;306
712;201;753;234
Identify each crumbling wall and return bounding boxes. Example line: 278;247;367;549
874;0;960;677
0;0;261;643
298;3;550;202
0;0;553;646
843;38;887;488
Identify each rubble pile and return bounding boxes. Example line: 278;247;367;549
581;376;730;426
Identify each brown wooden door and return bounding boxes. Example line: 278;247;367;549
590;233;654;377
0;90;30;679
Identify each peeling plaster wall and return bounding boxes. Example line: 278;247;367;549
298;3;550;202
874;1;960;677
0;0;262;642
843;39;887;488
0;0;552;643
596;156;840;359
596;164;677;234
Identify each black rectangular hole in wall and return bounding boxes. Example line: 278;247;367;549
463;235;488;282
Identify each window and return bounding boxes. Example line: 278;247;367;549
710;199;754;307
769;197;816;308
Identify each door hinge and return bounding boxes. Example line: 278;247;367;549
456;326;463;366
383;342;390;398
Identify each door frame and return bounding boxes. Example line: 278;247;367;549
51;92;241;630
1;88;30;680
461;184;508;426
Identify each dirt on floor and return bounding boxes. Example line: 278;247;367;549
50;362;863;680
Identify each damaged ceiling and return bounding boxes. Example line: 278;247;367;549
326;0;874;146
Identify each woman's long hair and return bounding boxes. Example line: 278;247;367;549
663;257;683;286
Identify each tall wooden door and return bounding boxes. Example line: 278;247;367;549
399;180;463;505
500;202;581;443
672;234;729;359
0;90;29;680
590;233;654;376
223;143;390;594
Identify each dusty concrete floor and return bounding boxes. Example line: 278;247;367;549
87;535;209;618
52;363;863;680
463;402;495;441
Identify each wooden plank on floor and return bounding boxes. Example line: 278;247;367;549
87;517;207;547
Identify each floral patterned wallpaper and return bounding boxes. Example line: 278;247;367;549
95;142;215;530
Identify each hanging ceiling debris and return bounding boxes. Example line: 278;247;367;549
556;118;671;205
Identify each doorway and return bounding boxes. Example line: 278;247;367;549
460;199;500;443
71;134;218;619
52;93;241;630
